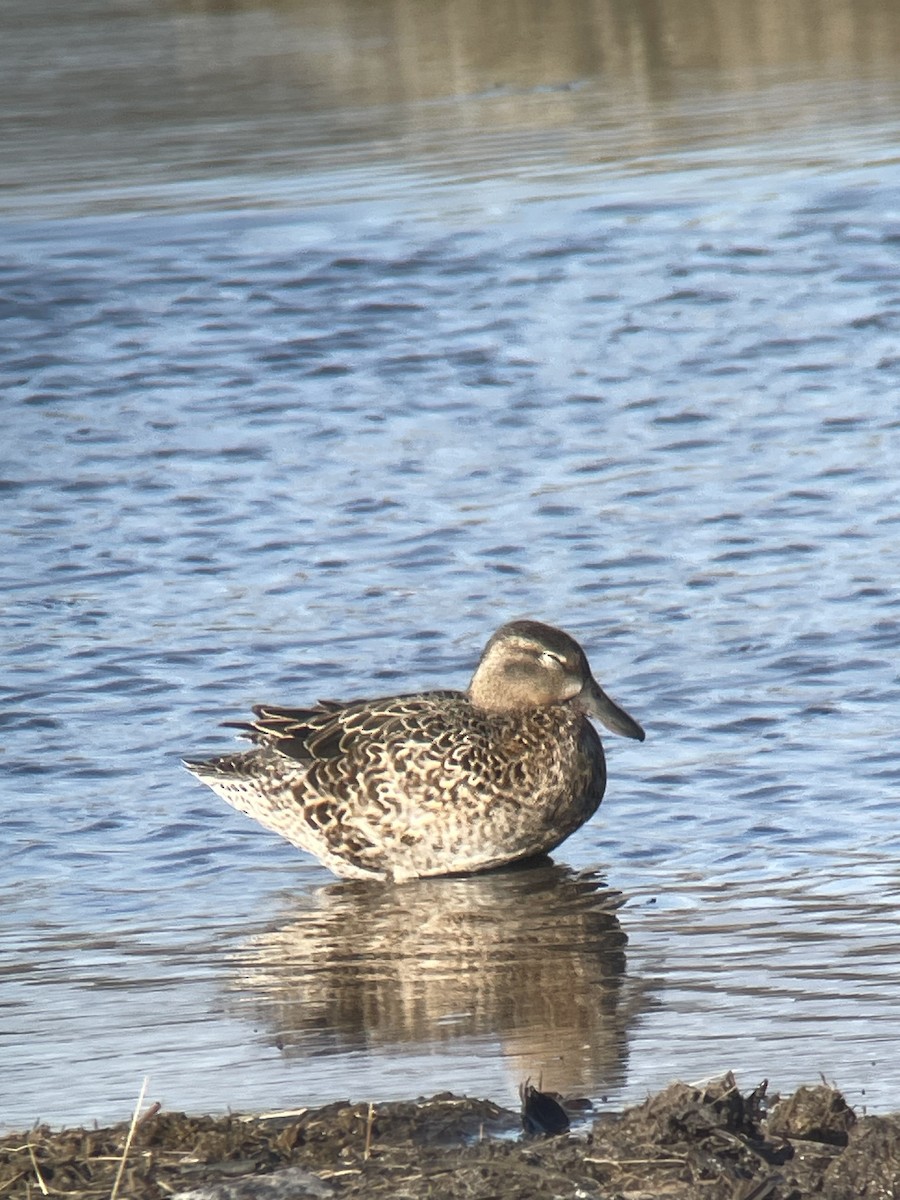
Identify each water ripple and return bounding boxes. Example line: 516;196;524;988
2;91;900;1130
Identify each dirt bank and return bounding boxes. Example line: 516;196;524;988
3;1073;898;1199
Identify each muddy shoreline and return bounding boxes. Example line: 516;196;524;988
4;1072;899;1199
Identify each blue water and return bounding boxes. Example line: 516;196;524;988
3;1;900;1131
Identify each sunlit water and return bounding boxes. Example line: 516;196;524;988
3;0;900;1132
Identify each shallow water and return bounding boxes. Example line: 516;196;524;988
3;0;900;1131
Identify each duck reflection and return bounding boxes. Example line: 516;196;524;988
228;863;647;1096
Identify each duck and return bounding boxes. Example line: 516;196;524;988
183;619;644;881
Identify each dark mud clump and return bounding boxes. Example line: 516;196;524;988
3;1073;899;1199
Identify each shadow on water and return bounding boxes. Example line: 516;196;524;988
226;862;649;1098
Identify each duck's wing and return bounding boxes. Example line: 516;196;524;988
230;690;464;764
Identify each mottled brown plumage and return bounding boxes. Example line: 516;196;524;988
184;620;645;880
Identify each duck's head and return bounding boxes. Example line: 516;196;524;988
468;619;645;741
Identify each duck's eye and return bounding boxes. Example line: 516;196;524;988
539;650;566;669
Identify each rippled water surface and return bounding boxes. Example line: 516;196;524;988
3;0;900;1131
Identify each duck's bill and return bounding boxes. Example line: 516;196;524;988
580;679;645;742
